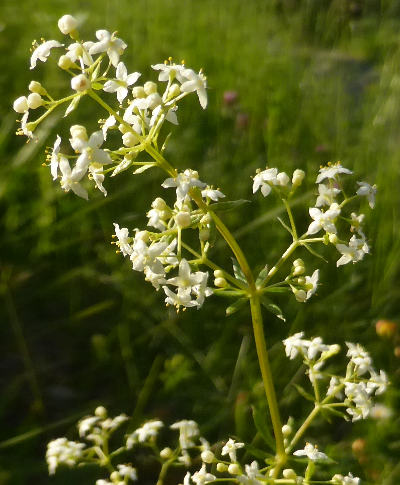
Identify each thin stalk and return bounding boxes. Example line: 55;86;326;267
286;405;320;453
283;199;298;240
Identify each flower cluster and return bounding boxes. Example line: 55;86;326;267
283;332;388;421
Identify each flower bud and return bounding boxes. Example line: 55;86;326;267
332;474;344;483
110;471;120;481
283;469;297;479
375;319;397;339
13;96;28;113
144;81;158;95
160;447;173;459
328;233;338;244
296;277;305;286
228;464;240;475
216;463;228;472
201;450;215;463
282;424;292;436
293;258;304;267
175;211;191;228
28;80;46;95
122;131;139;147
153;197;167;210
293;265;305;276
168;83;181;99
131;86;146;98
58;14;78;35
146;92;162;110
214;277;227;288
277;171;290;186
58;54;74;70
27;93;43;109
292;169;305;187
95;406;107;418
293;288;307;302
71;74;90;92
199;228;210;241
213;270;224;278
70;125;87;140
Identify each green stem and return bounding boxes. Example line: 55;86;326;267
286;405;320;453
283;199;298;240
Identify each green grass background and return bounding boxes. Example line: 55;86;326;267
1;0;400;483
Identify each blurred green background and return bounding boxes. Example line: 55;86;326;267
1;0;400;483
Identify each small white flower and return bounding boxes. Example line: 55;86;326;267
221;438;245;462
66;41;94;67
346;342;372;375
283;332;307;360
46;438;86;475
327;377;343;399
126;420;163;447
316;162;353;183
367;369;388;395
180;68;208;109
237;461;263;485
50;135;62;180
71;74;91;92
356;181;377;209
89;30;127;67
315;184;340;207
192;464;216;485
345;382;372;421
336;235;369;267
103;62;141;103
117;464;137;481
113;223;133;257
59;156;88;200
13;96;29;113
304;269;319;301
70;129;111;170
170;420;199;449
307;203;341;235
152;62;187;83
30;40;63;69
293;442;328;461
252;168;278;197
201;187;225;201
162;169;207;208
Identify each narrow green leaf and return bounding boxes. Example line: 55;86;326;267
322;405;349;421
231;258;247;283
133;164;156;174
226;297;248;316
303;243;328;262
260;295;286;321
263;286;290;294
256;264;269;285
293;384;315;402
91;82;104;91
64;95;81;117
211;199;250;213
251;405;275;451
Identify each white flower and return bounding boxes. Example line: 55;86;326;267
126;420;163;447
71;74;91;92
332;473;360;485
315;184;340;207
180;68;208;109
113;223;133;256
70;129;111;170
117;464;137;481
237;461;263;485
13;96;29;113
162;169;207;208
30;40;63;69
336;235;369;267
345;382;371;421
252;168;278;197
66;41;94;67
152;62;187;83
101;414;128;431
78;416;101;437
293;442;328;461
103;62;141;103
327;377;343;399
367;369;388;395
283;332;308;360
46;438;85;475
307;203;341;235
89;30;127;67
316;162;353;183
306;336;329;359
170;420;199;449
356;181;377;208
346;342;372;375
50;135;62;180
58;15;78;35
102;114;117;140
150;104;178;127
59;156;88;199
221;438;245;462
201;187;225;201
192;464;216;485
304;269;319;301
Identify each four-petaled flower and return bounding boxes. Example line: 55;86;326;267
293;442;328;461
89;30;127;67
104;62;141;103
316;162;353;183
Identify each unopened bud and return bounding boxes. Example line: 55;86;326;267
28;80;46;95
144;81;158;95
228;464;240;475
293;265;305;276
95;406;107;418
293;258;304;267
153;197;167;210
58;14;78;35
122;131;139;147
131;86;146;98
213;270;224;278
201;450;215;463
70;125;87;140
147;92;162;110
110;471;120;481
71;74;90;92
199;228;210;241
332;475;344;483
175;211;191;228
292;169;305;187
214;277;227;288
216;463;228;472
27;93;43;109
13;96;28;113
58;54;74;70
282;424;292;436
160;447;173;459
293;288;307;302
296;277;305;286
277;171;290;186
329;233;338;244
283;469;297;479
168;83;181;99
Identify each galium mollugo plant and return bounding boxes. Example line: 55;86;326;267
14;14;385;484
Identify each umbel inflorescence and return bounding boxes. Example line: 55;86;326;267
14;14;385;485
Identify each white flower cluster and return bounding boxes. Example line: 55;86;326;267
287;259;319;303
309;162;375;267
283;333;388;422
252;167;305;197
46;437;86;475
